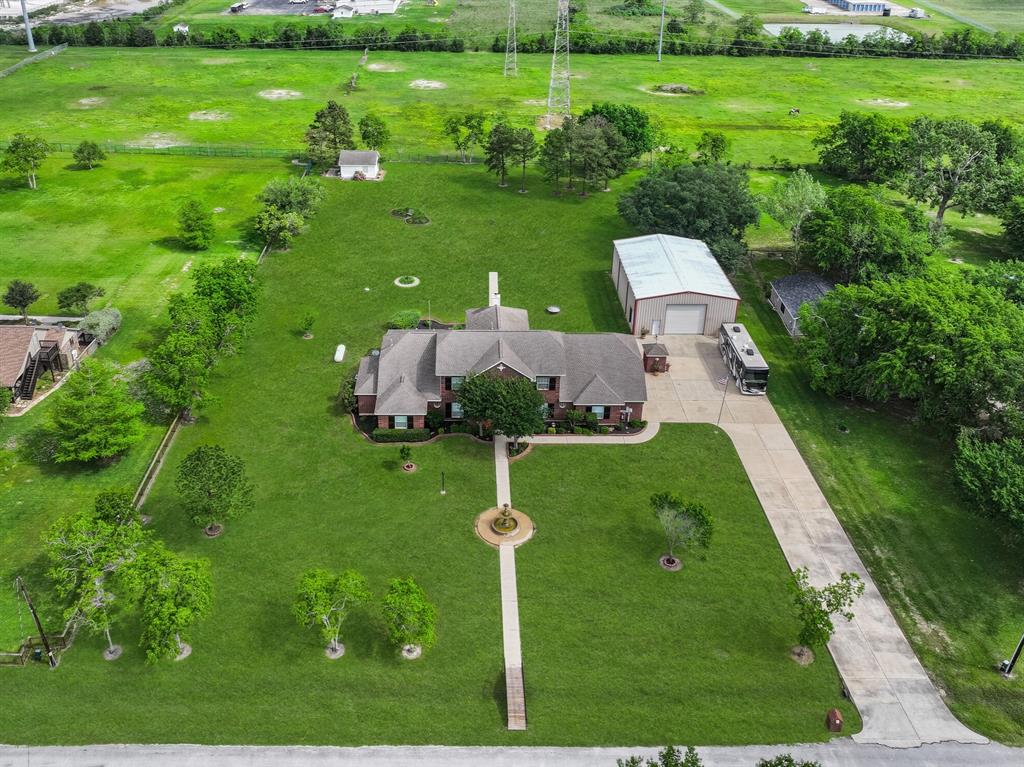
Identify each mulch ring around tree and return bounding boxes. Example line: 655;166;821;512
401;644;423;660
402;462;418;473
175;643;193;661
203;523;224;539
394;275;421;288
659;555;682;572
104;645;123;661
325;643;346;660
390;208;430;225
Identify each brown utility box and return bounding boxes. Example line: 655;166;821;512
826;708;844;733
642;343;669;373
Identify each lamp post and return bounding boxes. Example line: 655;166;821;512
19;0;36;53
1000;631;1024;677
440;471;446;496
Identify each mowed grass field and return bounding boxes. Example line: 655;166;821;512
1;48;1022;164
0;153;289;647
0;153;288;361
0;164;854;746
914;0;1024;32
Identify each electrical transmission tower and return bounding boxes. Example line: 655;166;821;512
546;0;571;118
504;0;518;77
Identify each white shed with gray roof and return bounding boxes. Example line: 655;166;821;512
336;150;380;180
611;234;740;336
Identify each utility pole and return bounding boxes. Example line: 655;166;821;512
504;0;518;77
657;0;667;62
19;0;36;53
15;576;56;667
546;0;571;120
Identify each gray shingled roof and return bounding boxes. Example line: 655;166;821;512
355;328;646;415
770;273;835;318
464;305;530;331
338;150;379;166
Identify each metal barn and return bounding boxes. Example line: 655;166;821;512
611;234;740;336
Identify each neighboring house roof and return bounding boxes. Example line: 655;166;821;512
0;326;40;387
356;329;646;415
337;150;380;166
465;305;530;331
770;273;835;318
614;234;740;301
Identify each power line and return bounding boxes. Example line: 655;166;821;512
504;0;517;77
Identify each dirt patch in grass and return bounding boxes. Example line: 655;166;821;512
790;646;815;666
127;132;184;149
202;57;239;65
523;99;547;106
259;89;303;100
410;79;447;90
74;97;106;108
189;110;230;121
860;98;910;108
366;63;403;72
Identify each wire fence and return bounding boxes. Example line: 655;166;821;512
0;43;67;79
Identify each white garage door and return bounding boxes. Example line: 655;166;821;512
664;304;707;334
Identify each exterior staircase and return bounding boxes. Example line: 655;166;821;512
17;354;41;400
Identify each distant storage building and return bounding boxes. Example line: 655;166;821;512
611;234;740;336
825;0;888;11
336;150;380;180
768;272;835;337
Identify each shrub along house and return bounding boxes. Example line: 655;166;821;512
355;275;647;430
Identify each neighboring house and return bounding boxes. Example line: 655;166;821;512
333;0;402;18
355;275;647;429
0;325;81;401
336;150;380;180
172;23;189;35
611;234;740;336
768;273;835;337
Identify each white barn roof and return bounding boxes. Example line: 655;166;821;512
614;234;739;301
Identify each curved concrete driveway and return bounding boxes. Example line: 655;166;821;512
532;335;985;748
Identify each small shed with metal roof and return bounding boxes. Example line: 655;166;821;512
611;234;740;336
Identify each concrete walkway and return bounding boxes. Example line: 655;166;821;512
635;336;986;748
493;436;527;730
1;741;1021;767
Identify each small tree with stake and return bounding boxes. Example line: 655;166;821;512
512;127;537;193
650;492;712;571
293;568;371;659
382;577;437;659
789;567;864;662
399;444;414;471
484;121;516;188
174;445;254;537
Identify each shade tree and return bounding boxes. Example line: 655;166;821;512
443;112;487;163
293;568;371;657
789;567;864;651
1;133;49;189
953;432;1024;534
50;358;144;464
579;102;655;160
3;280;40;319
484;120;516;187
174;444;255;536
57;282;105;315
72;140;107;169
358;112;391;153
694;130;730;165
178;198;214;251
511;127;537;193
258;176;325;219
191;256;261;353
306;101;355;167
457;374;545;447
760;169;827;259
813;110;908;183
800;185;932;283
381;577;437;657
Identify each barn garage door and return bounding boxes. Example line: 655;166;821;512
664;304;707;334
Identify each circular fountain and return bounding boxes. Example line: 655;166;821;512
490;504;520;536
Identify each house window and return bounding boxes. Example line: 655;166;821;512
536;376;552;391
450;401;464;419
779;301;786;315
450;376;465;391
589;406;607;420
393;416;409;430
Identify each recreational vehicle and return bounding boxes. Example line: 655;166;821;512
719;323;769;395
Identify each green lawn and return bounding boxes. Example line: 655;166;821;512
0;163;851;745
734;259;1024;745
0;153;289;362
0;45;33;67
513;425;860;744
1;48;1022;165
714;0;981;34
913;0;1024;32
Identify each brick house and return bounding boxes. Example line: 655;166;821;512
0;325;82;401
354;277;646;430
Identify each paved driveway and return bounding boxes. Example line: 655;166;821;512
641;336;985;748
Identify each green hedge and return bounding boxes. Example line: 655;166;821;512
372;428;431;443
